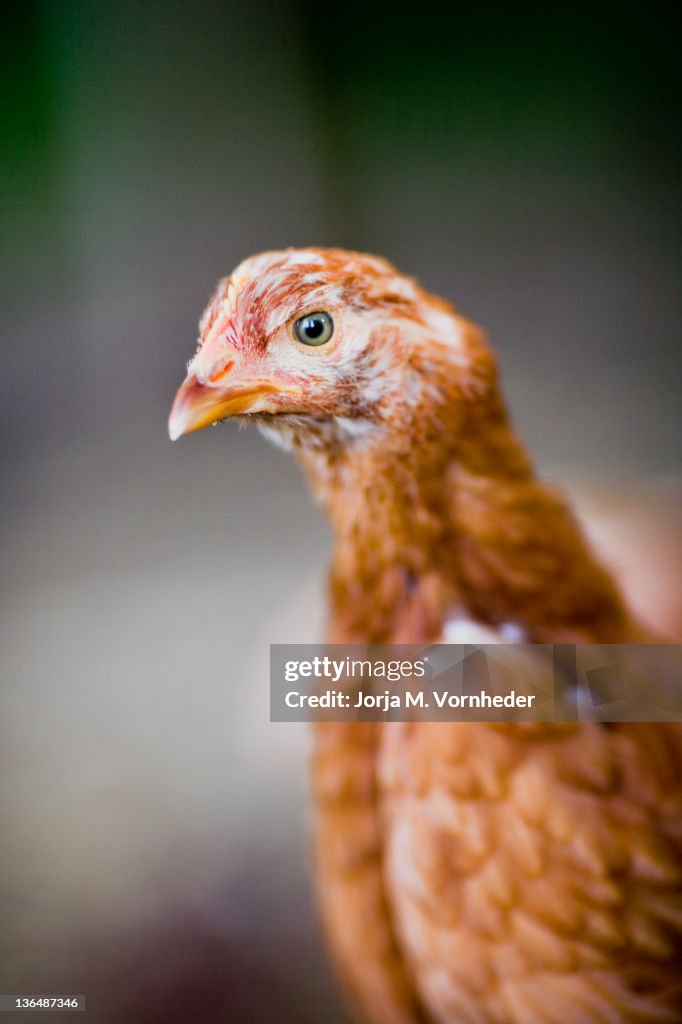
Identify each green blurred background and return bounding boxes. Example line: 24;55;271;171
1;4;679;1022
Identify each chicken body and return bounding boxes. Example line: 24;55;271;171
169;248;682;1024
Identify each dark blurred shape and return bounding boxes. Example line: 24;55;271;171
295;4;679;246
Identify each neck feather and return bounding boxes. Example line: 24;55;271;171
294;377;635;644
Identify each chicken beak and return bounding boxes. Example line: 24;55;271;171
168;374;289;441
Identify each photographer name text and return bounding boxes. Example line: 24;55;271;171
284;689;536;710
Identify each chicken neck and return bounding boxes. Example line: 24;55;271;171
292;374;636;645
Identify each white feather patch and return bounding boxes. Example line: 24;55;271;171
441;616;525;644
257;421;295;452
333;416;376;439
282;250;325;266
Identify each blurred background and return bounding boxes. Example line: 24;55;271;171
1;3;680;1021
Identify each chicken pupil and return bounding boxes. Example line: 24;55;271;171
305;319;323;337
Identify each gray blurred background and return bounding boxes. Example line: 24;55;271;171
1;4;680;1022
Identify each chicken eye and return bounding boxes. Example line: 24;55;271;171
293;311;334;346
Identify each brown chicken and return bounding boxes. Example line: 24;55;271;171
169;248;682;1024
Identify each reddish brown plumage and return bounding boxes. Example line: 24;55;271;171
169;247;682;1023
